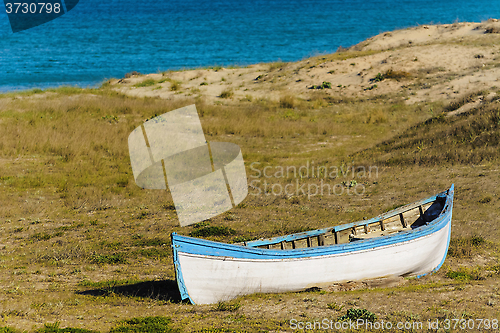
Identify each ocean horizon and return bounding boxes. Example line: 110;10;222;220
1;0;499;92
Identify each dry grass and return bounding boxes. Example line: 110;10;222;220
356;91;500;165
0;67;499;332
279;95;295;109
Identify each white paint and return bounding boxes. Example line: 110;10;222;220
178;222;450;304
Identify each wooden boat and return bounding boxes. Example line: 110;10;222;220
171;185;454;304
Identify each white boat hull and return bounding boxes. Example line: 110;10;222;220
177;221;450;304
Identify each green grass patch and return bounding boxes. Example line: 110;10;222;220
134;79;157;88
0;328;18;333
219;88;233;99
35;322;99;333
231;236;258;243
134;248;170;259
371;70;411;83
133;237;169;247
45;86;85;95
213;301;242;312
109;316;179;333
90;253;127;265
189;226;237;238
338;308;376;322
327;303;345;311
446;266;484;281
310;81;332;89
78;279;142;289
32;232;63;241
170;81;181;91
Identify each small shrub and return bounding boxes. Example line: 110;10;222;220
35;322;98;333
310;82;332;90
327;303;345;311
200;82;208;86
32;232;63;241
189;226;236;238
134;79;156;88
446;266;484;281
365;109;388;124
321;81;332;89
383;69;411;80
161;202;176;210
448;235;486;258
269;61;286;71
279;95;295;109
231;236;257;243
157;77;171;84
338;308;376;322
219;89;233;99
479;196;492;203
0;327;17;333
372;73;384;82
170;81;181;91
101;115;118;123
213;301;241;312
110;316;179;333
133;237;169;247
485;26;500;34
135;248;170;259
192;222;210;228
90;253;127;265
124;71;141;78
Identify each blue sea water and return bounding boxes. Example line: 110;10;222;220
0;0;498;92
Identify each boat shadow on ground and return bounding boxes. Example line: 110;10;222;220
76;279;183;303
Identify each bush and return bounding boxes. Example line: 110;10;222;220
310;82;332;89
91;253;127;264
134;79;156;88
124;71;141;78
446;267;484;281
383;69;411;80
372;73;384;82
448;235;485;258
213;301;241;312
280;95;295;109
0;328;18;333
189;226;236;238
219;89;233;98
338;308;377;322
35;322;98;333
170;81;181;91
110;316;179;333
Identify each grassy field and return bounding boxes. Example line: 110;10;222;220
1;27;500;332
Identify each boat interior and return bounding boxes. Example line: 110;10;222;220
237;195;446;250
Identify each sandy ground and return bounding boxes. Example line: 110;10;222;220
109;20;500;106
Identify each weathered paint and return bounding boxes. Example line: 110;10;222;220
171;185;454;304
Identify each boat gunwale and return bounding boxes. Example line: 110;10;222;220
171;185;454;258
